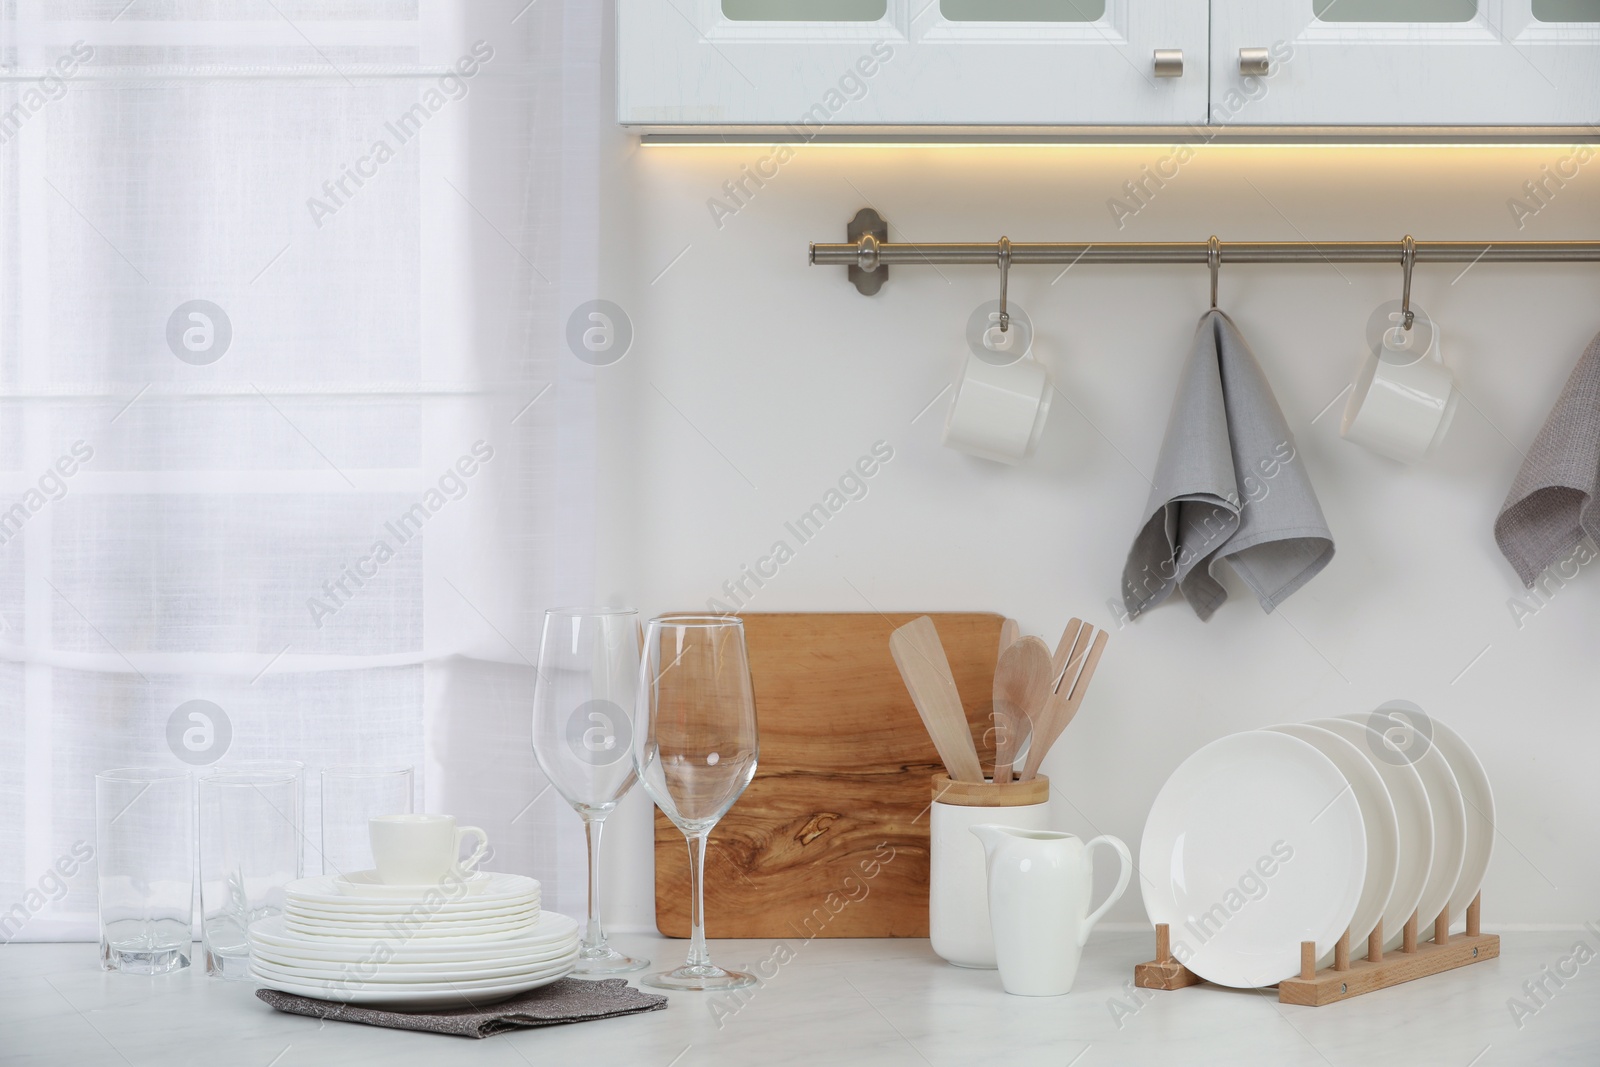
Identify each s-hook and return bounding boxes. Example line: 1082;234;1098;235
996;236;1013;332
1400;234;1417;331
1207;235;1221;309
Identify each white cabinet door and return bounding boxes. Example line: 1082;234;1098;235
1212;0;1600;125
618;0;1209;127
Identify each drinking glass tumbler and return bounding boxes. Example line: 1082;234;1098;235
635;614;760;992
532;607;649;974
199;767;303;979
319;765;414;876
96;767;194;975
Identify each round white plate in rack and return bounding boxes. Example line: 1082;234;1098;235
1337;712;1465;947
1264;723;1399;962
1399;714;1494;926
1139;732;1367;988
1311;718;1433;949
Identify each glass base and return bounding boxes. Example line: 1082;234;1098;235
204;945;255;980
101;941;190;976
573;947;651;975
642;962;758;992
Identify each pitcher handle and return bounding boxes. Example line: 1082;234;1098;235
1079;835;1133;948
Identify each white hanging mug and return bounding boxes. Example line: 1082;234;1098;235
971;825;1132;996
1340;301;1458;463
943;298;1051;465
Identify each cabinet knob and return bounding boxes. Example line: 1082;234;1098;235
1153;49;1183;78
1238;47;1271;76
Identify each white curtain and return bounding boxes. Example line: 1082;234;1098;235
0;0;597;938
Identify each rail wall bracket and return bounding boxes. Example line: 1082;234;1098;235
847;207;888;296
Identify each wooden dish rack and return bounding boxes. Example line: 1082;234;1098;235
1134;892;1498;1006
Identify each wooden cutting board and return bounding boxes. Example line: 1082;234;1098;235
654;611;1004;938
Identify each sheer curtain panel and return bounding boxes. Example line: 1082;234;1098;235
0;0;597;939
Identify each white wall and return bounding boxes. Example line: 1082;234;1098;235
591;120;1600;931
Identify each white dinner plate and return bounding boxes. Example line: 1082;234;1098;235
284;904;539;929
250;946;578;989
284;915;538;941
287;872;538;909
250;941;577;981
251;954;576;1008
334;869;493;897
1338;712;1465;945
1264;723;1399;960
1391;711;1495;926
285;896;538;921
249;911;578;962
1139;732;1367;988
1311;718;1433;947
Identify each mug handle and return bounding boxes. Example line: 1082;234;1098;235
455;825;490;874
1078;835;1133;947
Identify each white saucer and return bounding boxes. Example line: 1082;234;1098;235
1265;723;1399;960
1140;731;1367;988
1311;718;1434;947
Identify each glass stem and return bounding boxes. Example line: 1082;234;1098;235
685;830;712;970
581;812;608;954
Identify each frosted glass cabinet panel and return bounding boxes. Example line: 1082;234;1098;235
617;0;1210;126
1212;1;1600;124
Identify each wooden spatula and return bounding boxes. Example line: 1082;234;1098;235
998;617;1019;658
992;636;1052;784
1021;623;1108;781
889;616;984;783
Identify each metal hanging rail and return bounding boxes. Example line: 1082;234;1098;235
811;208;1600;295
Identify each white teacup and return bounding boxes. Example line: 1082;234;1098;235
369;814;489;886
1340;305;1458;463
942;350;1052;464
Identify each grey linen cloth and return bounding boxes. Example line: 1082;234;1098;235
1122;310;1334;621
1494;329;1600;587
256;978;667;1039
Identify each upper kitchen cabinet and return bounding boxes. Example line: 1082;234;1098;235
616;1;1211;127
1211;1;1600;126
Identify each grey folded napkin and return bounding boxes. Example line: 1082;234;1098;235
1122;309;1335;621
1494;329;1600;587
256;978;667;1039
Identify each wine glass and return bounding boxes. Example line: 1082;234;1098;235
532;607;649;974
634;614;760;992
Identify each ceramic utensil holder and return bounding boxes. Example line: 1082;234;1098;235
929;773;1050;968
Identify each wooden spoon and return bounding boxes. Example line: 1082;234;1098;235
889;616;984;783
992;636;1052;783
998;617;1020;658
1021;624;1108;780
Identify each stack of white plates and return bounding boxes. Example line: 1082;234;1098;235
249;872;579;1007
1139;709;1493;989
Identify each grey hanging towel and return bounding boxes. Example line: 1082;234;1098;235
1493;329;1600;587
1122;310;1335;621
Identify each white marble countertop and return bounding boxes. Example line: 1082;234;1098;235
2;929;1595;1066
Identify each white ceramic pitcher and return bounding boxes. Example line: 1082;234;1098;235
971;825;1132;996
